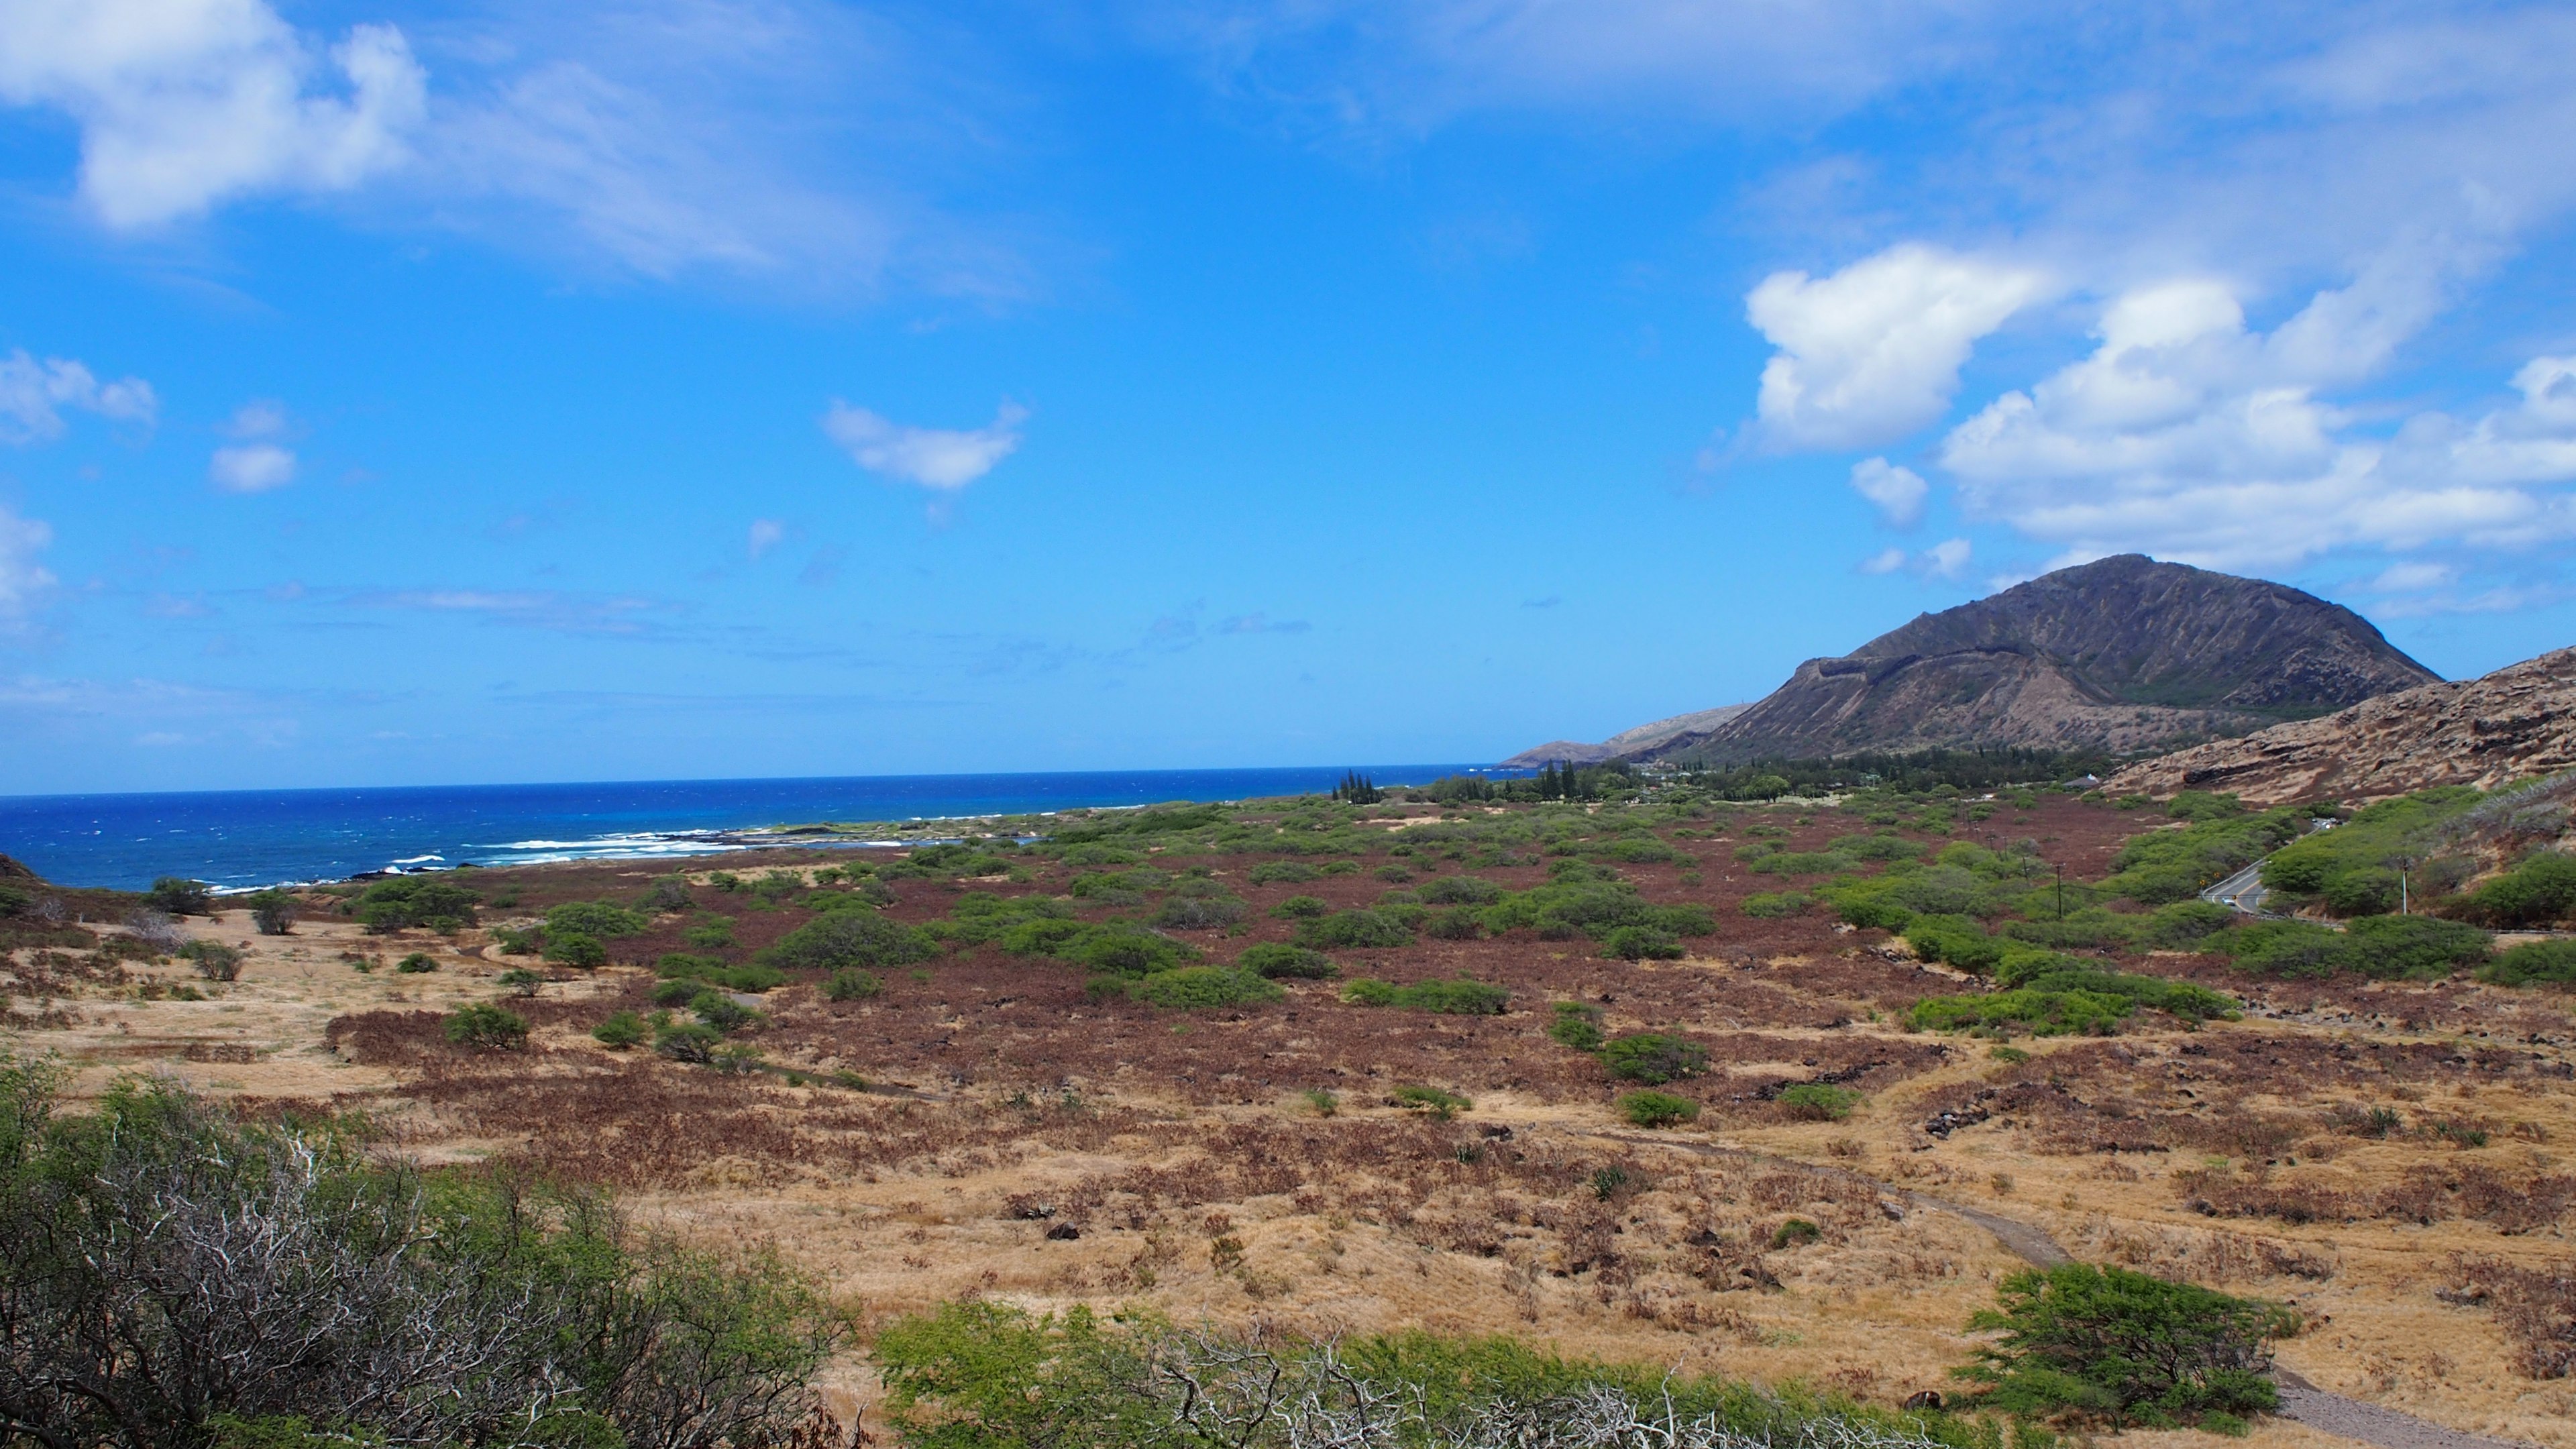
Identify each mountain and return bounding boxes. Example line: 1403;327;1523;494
1500;705;1753;768
2102;645;2576;804
1627;555;2439;767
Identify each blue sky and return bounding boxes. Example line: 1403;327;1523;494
3;0;2575;794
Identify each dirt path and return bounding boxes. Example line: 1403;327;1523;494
1582;1126;2531;1449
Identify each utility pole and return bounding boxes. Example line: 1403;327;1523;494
2055;863;2065;921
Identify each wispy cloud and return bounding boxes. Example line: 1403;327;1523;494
0;348;156;444
822;400;1026;490
1847;457;1927;528
344;586;679;637
0;505;56;625
1218;612;1311;634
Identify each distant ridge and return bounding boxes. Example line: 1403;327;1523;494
1500;555;2438;770
1499;705;1752;768
2104;645;2576;804
1640;556;2436;765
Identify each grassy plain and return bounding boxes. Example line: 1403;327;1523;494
5;788;2573;1446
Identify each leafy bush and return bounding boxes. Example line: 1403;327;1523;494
1776;1083;1861;1120
1546;1002;1605;1051
824;967;884;1000
244;890;297;935
1739;891;1810;919
443;1003;529;1050
761;911;939;973
1600;925;1683;961
639;875;696;912
1599;1032;1708;1084
1419;875;1502;905
0;1062;843;1449
1910;987;2131;1037
2225;914;2493;980
497;967;545;997
2480;939;2576;987
1295;909;1415;950
178;940;244;982
2104;808;2304;904
656;955;786;992
1390;1085;1472;1120
146;877;215;916
1342;977;1510;1014
394;952;436;974
1423;906;1487;940
543;930;608;969
651;979;706;1007
1269;894;1332;919
1619;1090;1700;1128
353;877;480;934
1124;966;1285;1009
1068;924;1201;977
1234;943;1337;979
591;1011;646;1049
684;918;737;949
2461;851;2576;928
1152;894;1246;930
653;1021;725;1063
1247;860;1320;885
690;992;760;1032
1904;916;2008;974
1770;1218;1823;1248
546;900;649;939
1953;1263;2296;1428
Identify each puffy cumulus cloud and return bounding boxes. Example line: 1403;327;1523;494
1848;456;1927;527
1856;539;1967;578
0;348;156;444
822;400;1026;490
0;0;425;227
1937;264;2576;571
1748;245;2047;451
747;519;786;558
0;504;56;621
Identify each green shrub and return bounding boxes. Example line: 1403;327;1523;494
761;912;939;973
353;877;480;933
690;992;760;1033
1619;1090;1699;1128
2480;939;2576;987
590;1011;645;1049
1294;909;1415;949
684;918;737;949
394;952;437;974
2462;852;2576;928
1071;924;1200;977
639;875;695;912
490;926;541;956
244;890;297;935
1599;925;1683;961
1390;1085;1472;1120
443;1003;529;1050
1423;906;1487;940
653;1021;725;1063
2227;914;2493;980
1546;1002;1604;1051
651;978;706;1007
1124;967;1285;1009
543;931;608;969
1776;1083;1860;1120
146;877;215;916
1247;861;1319;884
1342;977;1509;1014
1269;894;1331;919
1234;943;1336;979
1770;1218;1823;1248
1953;1263;2296;1428
178;940;244;982
497;967;545;997
1419;875;1502;905
1739;891;1810;918
1910;987;2131;1037
1904;916;2007;973
824;968;883;1001
1599;1032;1707;1084
546;900;648;939
1152;894;1246;930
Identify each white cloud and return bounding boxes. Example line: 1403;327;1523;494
209;442;296;492
1937;262;2576;570
2366;561;2455;594
1856;547;1906;575
0;348;156;443
1748;245;2047;451
0;504;56;621
0;0;425;227
222;398;289;438
822;400;1026;490
1922;537;1971;578
747;519;785;557
1848;456;1927;527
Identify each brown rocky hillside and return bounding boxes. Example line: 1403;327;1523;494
2106;644;2576;804
1635;555;2436;766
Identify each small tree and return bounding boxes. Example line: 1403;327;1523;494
497;968;545;998
592;1011;647;1049
1955;1263;2298;1429
545;931;608;969
1599;1032;1708;1084
1619;1091;1700;1128
146;877;215;916
244;890;297;935
443;1003;529;1051
178;940;245;982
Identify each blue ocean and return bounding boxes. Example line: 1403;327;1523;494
0;766;1493;891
